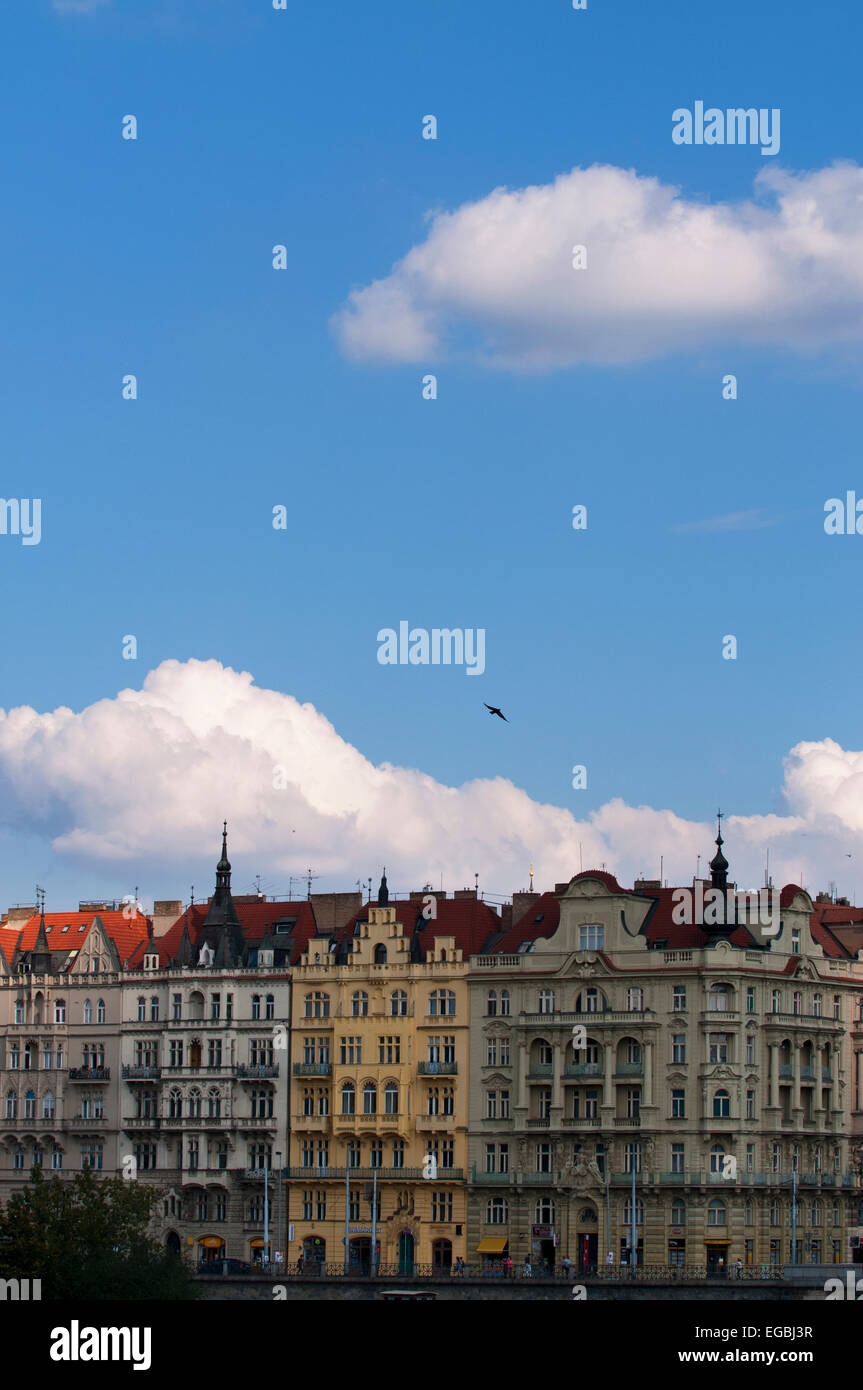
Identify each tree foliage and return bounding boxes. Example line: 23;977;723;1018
0;1166;199;1300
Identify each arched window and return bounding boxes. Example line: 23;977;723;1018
341;1082;355;1116
500;990;510;1016
150;996;159;1021
487;1197;509;1225
487;990;497;1016
14;999;24;1025
265;995;274;1020
207;1087;221;1118
352;991;368;1018
83;1000;92;1024
188;1089;201;1119
390;990;407;1017
384;1082;399;1115
374;944;387;965
137;996;146;1022
252;995;261;1020
96;999;105;1023
53;1000;66;1024
42;1091;54;1119
535;1197;555;1224
5;1092;15;1119
708;1199;726;1226
671;1199;686;1225
23;1043;35;1071
713;1089;731;1118
576;988;605;1014
24;1090;36;1119
771;989;781;1013
169;1088;182;1119
362;1082;377;1115
709;1143;725;1173
709;983;731;1012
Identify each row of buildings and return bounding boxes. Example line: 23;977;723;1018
1;823;863;1274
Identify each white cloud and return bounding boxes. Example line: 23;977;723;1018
333;162;863;369
0;659;861;900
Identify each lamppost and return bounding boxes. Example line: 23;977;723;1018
276;1149;283;1270
264;1162;270;1269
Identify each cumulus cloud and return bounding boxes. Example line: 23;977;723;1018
0;660;861;900
333;162;863;369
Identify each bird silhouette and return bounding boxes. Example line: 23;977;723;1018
484;703;508;722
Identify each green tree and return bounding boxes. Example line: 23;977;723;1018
0;1166;199;1300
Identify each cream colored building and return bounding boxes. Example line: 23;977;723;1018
468;841;863;1273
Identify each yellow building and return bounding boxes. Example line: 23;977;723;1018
286;874;485;1273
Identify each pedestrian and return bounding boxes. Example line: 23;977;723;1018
505;1255;513;1278
606;1249;614;1266
523;1258;532;1278
736;1258;743;1279
297;1250;304;1274
561;1254;572;1277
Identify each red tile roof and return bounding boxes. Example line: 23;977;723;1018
156;900;318;967
494;879;852;960
4;910;151;966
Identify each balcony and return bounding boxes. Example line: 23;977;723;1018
417;1061;457;1076
565;1063;601;1078
122;1117;162;1130
470;1169;512;1184
614;1116;641;1127
233;1116;277;1129
767;1012;841;1027
122;1065;161;1081
237;1064;280;1080
68;1067;110;1082
562;1116;600;1127
527;1064;553;1078
284;1166;464;1182
294;1114;331;1132
415;1115;454;1133
517;1011;648;1026
526;1117;550;1128
292;1062;330;1077
614;1063;643;1077
65;1117;108;1131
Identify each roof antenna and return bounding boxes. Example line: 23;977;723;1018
190;886;195;906
660;855;663;887
529;861;534;891
474;871;479;898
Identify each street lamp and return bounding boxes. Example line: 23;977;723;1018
276;1150;283;1270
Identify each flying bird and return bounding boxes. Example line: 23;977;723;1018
484;703;508;722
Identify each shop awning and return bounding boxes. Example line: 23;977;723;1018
198;1236;225;1249
250;1239;265;1249
477;1237;508;1254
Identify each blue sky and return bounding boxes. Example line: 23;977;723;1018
1;0;862;911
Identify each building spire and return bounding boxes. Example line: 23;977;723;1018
377;868;389;907
710;808;729;890
216;821;231;890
